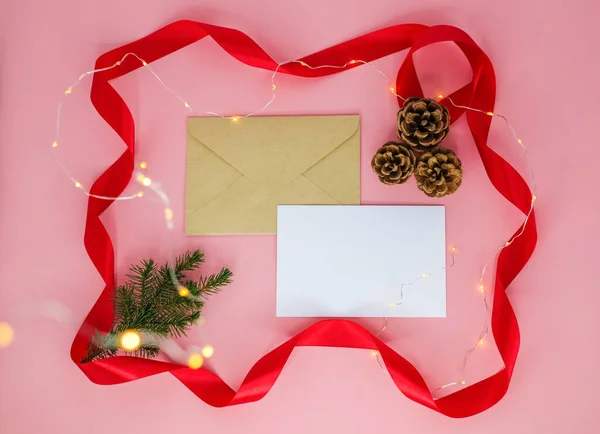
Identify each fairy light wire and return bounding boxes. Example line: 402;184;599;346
53;53;536;388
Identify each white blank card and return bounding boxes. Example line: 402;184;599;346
276;205;446;318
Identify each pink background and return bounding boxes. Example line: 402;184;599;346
1;0;599;432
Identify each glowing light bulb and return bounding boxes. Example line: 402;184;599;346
371;350;378;356
421;273;429;278
178;287;190;297
141;60;147;66
64;87;72;95
201;345;214;358
119;330;142;351
517;139;523;145
139;161;147;169
478;284;485;293
271;84;276;90
349;60;357;64
184;101;190;108
389;86;395;93
460;380;466;385
451;246;457;252
299;61;307;66
437;94;444;99
231;116;239;122
74;182;82;188
115;61;122;66
486;111;494;116
532;195;537;202
187;353;204;369
136;191;144;197
141;177;152;187
164;208;174;221
52;141;59;148
505;242;511;247
477;338;485;346
0;322;14;348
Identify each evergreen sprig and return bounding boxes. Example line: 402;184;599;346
82;250;232;363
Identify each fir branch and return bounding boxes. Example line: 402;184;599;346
197;268;233;296
82;250;231;363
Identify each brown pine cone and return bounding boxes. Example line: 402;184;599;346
397;97;450;151
414;146;463;197
371;142;416;185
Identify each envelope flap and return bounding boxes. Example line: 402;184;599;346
187;116;359;185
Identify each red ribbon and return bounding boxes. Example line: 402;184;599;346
71;21;537;418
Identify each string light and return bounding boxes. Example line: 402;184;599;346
54;51;537;390
119;329;142;351
478;284;485;293
187;353;204;369
421;273;429;278
178;287;190;297
139;161;147;169
74;181;82;188
164;208;174;221
201;345;214;358
0;322;14;348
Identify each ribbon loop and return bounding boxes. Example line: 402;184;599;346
72;21;536;418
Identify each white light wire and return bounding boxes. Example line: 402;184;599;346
52;53;536;388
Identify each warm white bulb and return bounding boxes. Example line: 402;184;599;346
139;161;147;169
119;330;142;351
201;345;214;358
0;322;14;348
136;191;144;198
142;177;151;187
421;273;429;278
231;116;239;122
164;208;174;221
187;354;204;369
52;141;59;148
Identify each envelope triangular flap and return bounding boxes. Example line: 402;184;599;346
187;115;359;187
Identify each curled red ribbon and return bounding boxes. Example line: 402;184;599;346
71;21;537;418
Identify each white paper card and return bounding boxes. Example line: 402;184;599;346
276;205;446;317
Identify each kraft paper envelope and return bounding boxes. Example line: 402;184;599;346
185;115;360;234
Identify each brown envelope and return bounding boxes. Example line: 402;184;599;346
185;115;360;234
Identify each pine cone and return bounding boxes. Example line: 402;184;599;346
414;146;463;197
371;142;416;185
397;97;450;151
